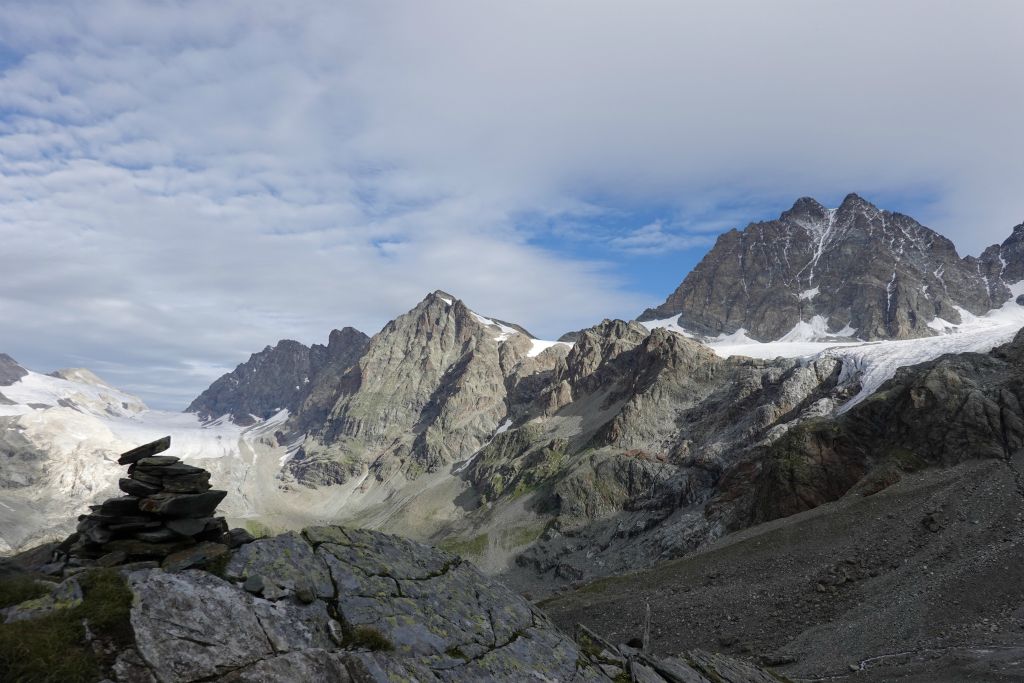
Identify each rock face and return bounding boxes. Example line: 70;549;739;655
286;291;563;483
187;328;369;424
724;326;1024;529
495;319;849;584
640;193;1022;340
3;523;780;682
0;353;28;386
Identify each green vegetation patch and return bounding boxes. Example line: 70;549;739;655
445;645;469;660
0;568;134;683
242;519;273;539
346;624;394;651
439;533;489;558
204;551;232;579
0;575;50;609
501;523;548;549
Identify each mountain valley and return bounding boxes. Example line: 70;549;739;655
4;194;1024;680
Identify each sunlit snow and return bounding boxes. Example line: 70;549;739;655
643;284;1024;413
527;339;572;357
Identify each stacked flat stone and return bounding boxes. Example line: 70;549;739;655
70;436;229;561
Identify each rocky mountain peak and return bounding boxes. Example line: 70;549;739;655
780;196;829;227
0;353;28;386
325;326;365;348
640;194;1023;341
290;291;535;480
187;328;369;425
837;191;875;213
430;288;457;302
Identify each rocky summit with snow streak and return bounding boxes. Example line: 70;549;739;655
641;193;1024;340
283;290;570;485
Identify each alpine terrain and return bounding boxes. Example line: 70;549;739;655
4;195;1024;681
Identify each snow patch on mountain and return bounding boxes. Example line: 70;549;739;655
799;287;820;301
527;339;572;357
645;282;1024;414
471;312;518;342
638;314;696;338
834;292;1024;412
779;315;857;343
0;370;146;418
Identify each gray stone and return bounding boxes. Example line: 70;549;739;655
138;490;226;518
216;650;354;683
161;541;228;572
119;477;162;497
222;528;256;548
159;473;212;493
103;538;191;558
165;517;211;536
225;531;333;599
134;527;181;543
686;650;781;683
135;455;181;467
85;524;113;544
118;436;171;465
100;496;141;516
252;598;335;652
243;574;265;594
111;648;158;683
97;550;128;567
128;569;273;682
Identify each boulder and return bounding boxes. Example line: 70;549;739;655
119;477;162;497
99;496;141;516
225;531;333;599
135;455;181;467
137;490;227;518
162;541;229;572
221;528;256;549
118;436;172;465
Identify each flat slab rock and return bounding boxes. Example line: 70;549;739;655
118;436;172;465
112;526;781;683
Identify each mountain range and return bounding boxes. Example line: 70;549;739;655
4;193;1024;680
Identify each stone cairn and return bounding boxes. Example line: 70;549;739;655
55;436;253;572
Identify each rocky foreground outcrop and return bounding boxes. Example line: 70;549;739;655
1;525;781;683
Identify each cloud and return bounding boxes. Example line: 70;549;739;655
608;221;713;255
0;1;1022;407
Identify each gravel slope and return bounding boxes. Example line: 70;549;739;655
541;456;1024;682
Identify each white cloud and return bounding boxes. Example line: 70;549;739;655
0;1;1022;407
609;221;713;255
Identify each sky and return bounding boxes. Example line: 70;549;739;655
1;1;1022;409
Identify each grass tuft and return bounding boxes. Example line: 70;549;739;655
346;624;394;651
0;569;134;683
0;575;51;609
